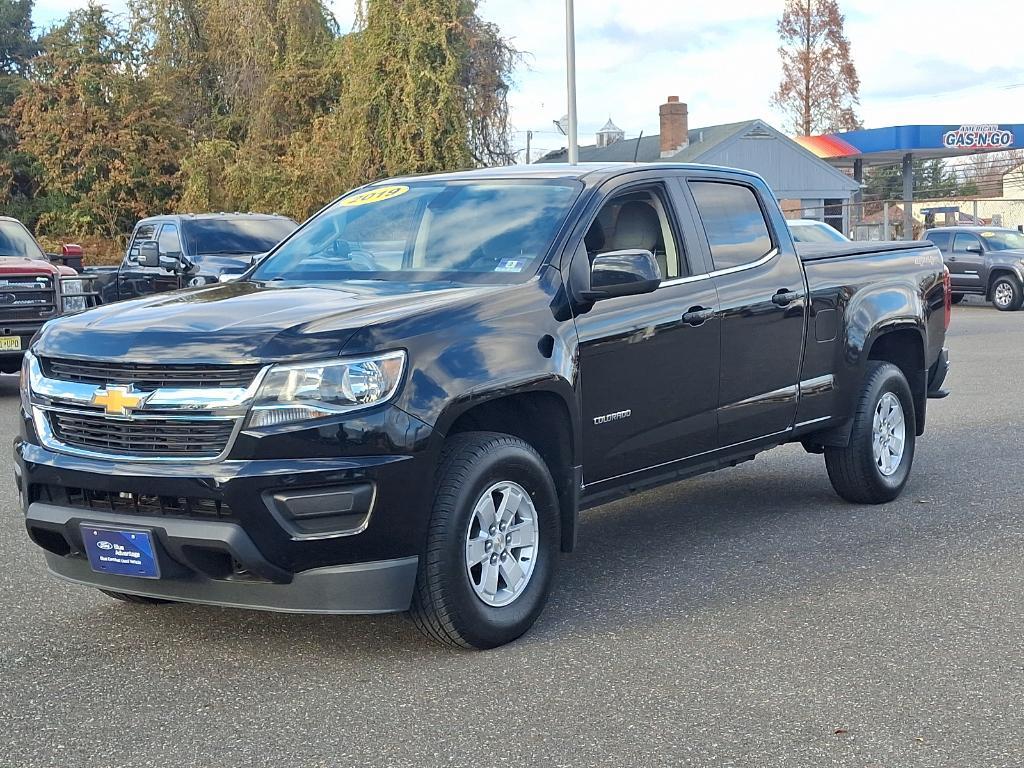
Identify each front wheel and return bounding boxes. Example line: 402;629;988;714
410;432;559;649
991;275;1023;311
825;362;916;504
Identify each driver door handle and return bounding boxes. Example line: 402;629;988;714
772;289;800;307
682;306;715;326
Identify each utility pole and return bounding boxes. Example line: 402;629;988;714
565;0;579;165
526;130;533;165
902;152;914;240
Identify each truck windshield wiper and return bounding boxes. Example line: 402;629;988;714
198;250;255;256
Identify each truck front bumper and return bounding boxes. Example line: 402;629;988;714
15;409;437;613
30;502;417;613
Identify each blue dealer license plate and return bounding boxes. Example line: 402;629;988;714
81;525;160;579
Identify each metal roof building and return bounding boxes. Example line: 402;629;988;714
538;98;861;231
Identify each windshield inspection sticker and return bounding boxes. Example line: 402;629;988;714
340;185;409;207
495;258;527;273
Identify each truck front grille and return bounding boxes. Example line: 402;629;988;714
49;412;237;457
40;358;262;389
0;275;57;322
31;483;235;520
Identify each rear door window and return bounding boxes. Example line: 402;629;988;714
926;230;952;251
689;181;774;271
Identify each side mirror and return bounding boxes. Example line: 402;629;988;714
965;244;983;254
580;249;662;302
137;240;160;267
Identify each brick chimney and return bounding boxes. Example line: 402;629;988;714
659;96;689;158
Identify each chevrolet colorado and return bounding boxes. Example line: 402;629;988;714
16;164;950;648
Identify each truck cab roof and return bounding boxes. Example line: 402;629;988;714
135;212;296;226
382;162;767;186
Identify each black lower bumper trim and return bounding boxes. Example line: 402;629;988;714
45;551;418;614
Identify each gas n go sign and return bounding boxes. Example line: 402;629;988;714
942;124;1015;150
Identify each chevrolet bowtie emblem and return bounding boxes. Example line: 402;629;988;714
91;385;150;416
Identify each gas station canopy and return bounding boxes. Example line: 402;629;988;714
795;124;1023;167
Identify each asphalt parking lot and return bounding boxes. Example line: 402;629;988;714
1;299;1022;768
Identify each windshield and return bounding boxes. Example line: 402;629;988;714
251;179;581;284
790;221;848;243
0;220;45;259
979;230;1024;251
182;218;297;256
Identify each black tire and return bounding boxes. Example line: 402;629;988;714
99;590;173;605
950;293;965;305
825;362;916;504
0;357;22;374
410;432;559;649
991;274;1023;312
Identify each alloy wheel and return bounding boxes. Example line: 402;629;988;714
465;481;539;607
872;392;906;477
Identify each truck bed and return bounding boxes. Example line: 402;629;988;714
797;240;933;262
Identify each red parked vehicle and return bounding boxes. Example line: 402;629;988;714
0;216;97;373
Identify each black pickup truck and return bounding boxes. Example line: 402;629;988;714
86;213;297;304
16;164;950;648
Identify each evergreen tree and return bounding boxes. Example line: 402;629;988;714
0;0;39;210
12;3;184;238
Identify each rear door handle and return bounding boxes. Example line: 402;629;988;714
682;306;716;326
772;289;800;307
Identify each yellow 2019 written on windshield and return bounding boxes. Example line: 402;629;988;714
340;185;410;207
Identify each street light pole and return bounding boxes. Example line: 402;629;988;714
565;0;579;165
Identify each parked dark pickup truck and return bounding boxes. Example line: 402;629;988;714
924;226;1024;310
0;216;97;373
87;212;297;304
16;164;950;648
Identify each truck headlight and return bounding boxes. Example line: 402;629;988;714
20;351;33;415
60;278;87;312
246;351;406;428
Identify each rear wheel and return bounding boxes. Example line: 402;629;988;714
991;275;1023;311
410;432;559;649
99;590;173;605
825;362;916;504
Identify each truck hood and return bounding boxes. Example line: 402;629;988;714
0;256;64;276
33;280;503;364
989;248;1024;260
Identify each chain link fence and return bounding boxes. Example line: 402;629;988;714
781;198;1024;241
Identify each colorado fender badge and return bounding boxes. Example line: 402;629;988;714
594;410;632;425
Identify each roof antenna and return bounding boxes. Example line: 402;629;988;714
633;131;644;164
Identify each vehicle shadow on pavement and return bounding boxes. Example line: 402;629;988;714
40;449;872;657
0;374;21;397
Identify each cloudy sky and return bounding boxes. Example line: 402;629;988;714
32;0;1024;159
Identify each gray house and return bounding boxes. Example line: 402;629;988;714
539;97;860;232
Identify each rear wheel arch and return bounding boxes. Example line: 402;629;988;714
865;326;927;436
